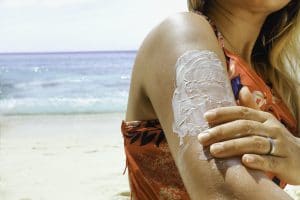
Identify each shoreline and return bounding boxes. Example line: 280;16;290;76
0;112;126;135
0;50;137;55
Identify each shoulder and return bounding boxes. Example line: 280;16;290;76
134;12;225;76
135;11;226;86
153;11;214;39
140;11;219;58
128;11;227;118
128;12;216;120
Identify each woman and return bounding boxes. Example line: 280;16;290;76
122;0;300;199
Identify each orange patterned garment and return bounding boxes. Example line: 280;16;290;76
121;14;298;200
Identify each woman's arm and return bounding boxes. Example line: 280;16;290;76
198;93;300;185
135;12;292;199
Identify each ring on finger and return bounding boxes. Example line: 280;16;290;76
267;137;276;155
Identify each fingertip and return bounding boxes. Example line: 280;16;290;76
211;143;224;153
198;131;210;144
203;110;216;121
242;154;255;164
197;134;205;144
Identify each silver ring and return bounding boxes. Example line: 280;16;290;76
267;137;276;155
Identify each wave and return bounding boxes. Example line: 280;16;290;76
13;78;93;89
120;75;130;80
2;75;129;90
0;97;127;115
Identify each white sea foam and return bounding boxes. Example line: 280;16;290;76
0;96;128;115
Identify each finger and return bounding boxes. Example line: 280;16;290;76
209;136;273;158
242;154;284;176
204;106;274;125
198;119;275;146
238;86;260;110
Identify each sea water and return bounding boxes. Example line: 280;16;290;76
0;51;136;115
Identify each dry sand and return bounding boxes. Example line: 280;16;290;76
0;113;299;200
0;113;130;200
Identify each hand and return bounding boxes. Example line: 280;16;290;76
198;88;300;185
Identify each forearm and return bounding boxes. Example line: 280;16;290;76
175;137;292;200
224;164;292;200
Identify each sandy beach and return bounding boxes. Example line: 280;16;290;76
0;113;300;200
0;113;130;200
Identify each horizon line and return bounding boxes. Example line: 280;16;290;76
0;49;138;55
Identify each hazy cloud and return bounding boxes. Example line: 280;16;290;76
0;0;186;52
0;0;96;8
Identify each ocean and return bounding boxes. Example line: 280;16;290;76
0;51;136;115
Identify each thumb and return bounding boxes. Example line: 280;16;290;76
238;86;260;110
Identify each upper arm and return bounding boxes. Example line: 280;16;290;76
133;12;292;199
141;12;228;163
142;12;227;138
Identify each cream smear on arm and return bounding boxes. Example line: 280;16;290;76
172;50;236;160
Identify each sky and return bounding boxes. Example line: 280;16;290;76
0;0;187;53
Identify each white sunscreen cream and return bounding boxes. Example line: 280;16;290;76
172;50;236;159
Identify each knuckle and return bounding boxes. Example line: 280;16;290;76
276;140;286;155
234;119;243;126
239;107;250;118
268;157;279;170
252;136;267;152
215;126;225;138
228;140;238;151
257;157;265;166
265;112;275;119
270;124;282;134
239;120;253;134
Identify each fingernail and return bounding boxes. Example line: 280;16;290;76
211;143;223;154
244;155;254;163
204;111;216;121
198;130;210;143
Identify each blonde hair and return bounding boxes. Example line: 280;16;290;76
188;0;300;135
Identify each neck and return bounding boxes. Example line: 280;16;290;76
206;1;269;65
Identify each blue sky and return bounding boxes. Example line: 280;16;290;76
0;0;186;53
